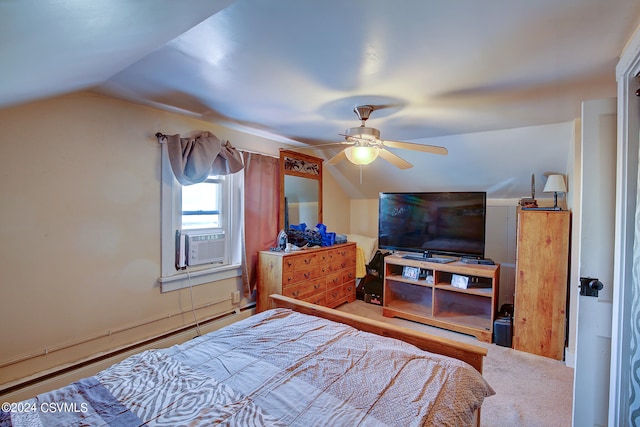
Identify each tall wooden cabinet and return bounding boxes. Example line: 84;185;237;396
256;243;356;312
513;209;570;360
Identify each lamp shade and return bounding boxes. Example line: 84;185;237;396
344;146;379;165
543;174;567;193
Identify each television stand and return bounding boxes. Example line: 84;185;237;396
383;254;500;342
402;254;455;264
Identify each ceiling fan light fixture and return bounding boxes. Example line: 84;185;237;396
344;126;380;140
344;146;379;165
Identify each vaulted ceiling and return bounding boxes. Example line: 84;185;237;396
2;0;639;198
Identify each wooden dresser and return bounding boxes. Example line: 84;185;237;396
513;209;571;360
256;242;356;312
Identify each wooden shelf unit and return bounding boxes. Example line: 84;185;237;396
383;255;500;342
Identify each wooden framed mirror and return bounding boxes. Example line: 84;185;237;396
280;150;323;230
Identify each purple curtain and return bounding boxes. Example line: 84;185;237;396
242;152;280;297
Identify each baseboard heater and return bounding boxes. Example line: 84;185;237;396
0;304;255;401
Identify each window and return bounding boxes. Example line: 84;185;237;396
159;146;243;292
181;176;223;230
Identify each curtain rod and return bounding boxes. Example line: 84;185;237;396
155;132;278;158
239;148;279;158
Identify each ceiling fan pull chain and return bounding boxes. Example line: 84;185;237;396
359;166;363;184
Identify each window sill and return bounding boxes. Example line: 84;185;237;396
159;264;242;293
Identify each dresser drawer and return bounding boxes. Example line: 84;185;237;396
328;246;352;260
282;278;325;300
326;271;342;288
326;285;346;305
342;269;356;283
301;292;326;306
343;281;356;296
282;252;326;273
283;265;325;285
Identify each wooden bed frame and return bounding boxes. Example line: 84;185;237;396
270;294;488;426
269;294;487;373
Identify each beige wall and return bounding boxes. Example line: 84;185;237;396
350;199;378;237
0;92;298;389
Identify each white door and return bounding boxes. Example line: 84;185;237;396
609;41;640;425
572;98;617;426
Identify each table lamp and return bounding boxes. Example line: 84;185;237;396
543;174;567;210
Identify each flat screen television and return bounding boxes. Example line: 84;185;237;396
378;192;487;259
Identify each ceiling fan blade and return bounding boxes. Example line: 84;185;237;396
325;149;347;165
378;148;413;169
383;140;448;155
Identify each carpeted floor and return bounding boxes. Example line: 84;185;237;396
337;300;574;427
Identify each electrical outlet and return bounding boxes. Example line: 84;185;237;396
231;290;240;304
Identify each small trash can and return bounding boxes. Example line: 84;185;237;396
493;316;513;348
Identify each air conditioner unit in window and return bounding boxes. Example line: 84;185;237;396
176;230;226;268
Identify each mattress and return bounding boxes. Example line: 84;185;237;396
1;308;494;426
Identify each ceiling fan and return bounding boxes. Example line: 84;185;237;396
317;105;448;169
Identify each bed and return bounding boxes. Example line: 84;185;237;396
1;295;494;426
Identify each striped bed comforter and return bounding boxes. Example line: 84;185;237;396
1;308;494;426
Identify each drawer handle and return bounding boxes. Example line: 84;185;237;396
304;258;312;264
287;260;293;267
332;278;339;284
292;290;300;297
314;283;321;289
341;262;346;268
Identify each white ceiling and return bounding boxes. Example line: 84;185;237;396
2;0;639;199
